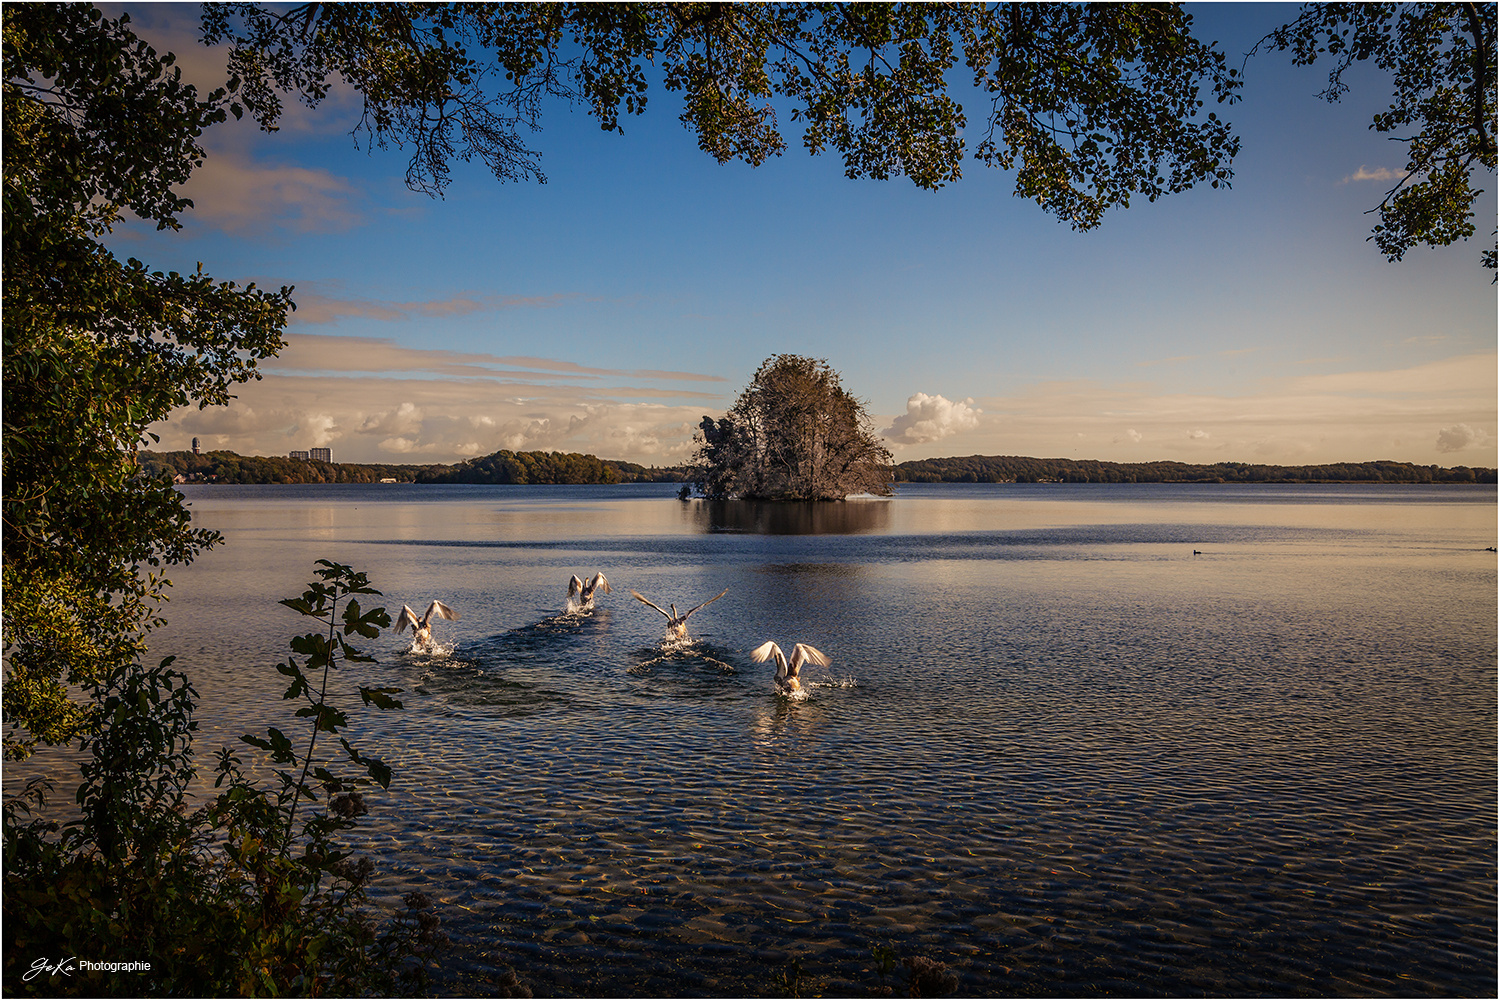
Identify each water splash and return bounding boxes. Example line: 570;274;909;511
403;638;457;659
629;638;737;676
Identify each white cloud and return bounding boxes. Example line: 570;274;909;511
1113;428;1143;444
104;6;378;237
881;393;982;446
358;402;424;437
116;6;364;136
301;413;338;447
149;336;729;464
177;404;298;439
1436;424;1486;453
1187;429;1211;440
261;332;728;391
1344;166;1401;183
178;146;367;234
1288;353;1496;396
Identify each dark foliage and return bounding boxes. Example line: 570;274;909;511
894;454;1498;484
139;449;439;484
1254;3;1497;275
412;449;689;484
2;4;290;757
201;2;1241;229
138;448;691;485
602;459;693;483
4;562;447;996
417;449;624;485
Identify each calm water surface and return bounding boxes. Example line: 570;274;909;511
21;483;1500;996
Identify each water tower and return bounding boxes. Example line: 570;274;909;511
192;437;200;455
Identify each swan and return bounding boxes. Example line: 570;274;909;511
750;641;830;695
567;572;612;608
631;587;728;639
395;600;459;647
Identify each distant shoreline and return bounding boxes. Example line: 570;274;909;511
141;449;1497;486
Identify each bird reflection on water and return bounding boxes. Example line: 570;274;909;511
750;695;827;750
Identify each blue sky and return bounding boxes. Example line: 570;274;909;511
117;3;1496;467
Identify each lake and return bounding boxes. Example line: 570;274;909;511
17;482;1500;996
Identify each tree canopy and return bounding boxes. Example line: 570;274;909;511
2;4;291;756
201;2;1497;272
1255;3;1497;274
201;1;1242;229
693;355;893;501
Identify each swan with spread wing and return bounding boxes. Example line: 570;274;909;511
630;588;728;640
751;641;831;695
395;600;458;647
567;572;612;609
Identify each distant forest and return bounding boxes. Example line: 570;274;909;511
139;449;688;485
419;450;685;484
141;449;1497;487
894;455;1497;484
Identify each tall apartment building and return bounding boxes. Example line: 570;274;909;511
310;447;333;463
290;450;310;460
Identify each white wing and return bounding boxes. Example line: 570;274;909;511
631;590;673;619
427;600;458;622
752;641;791;679
569;575;585;598
395;605;419;634
750;641;783;665
790;643;830;672
590;573;611;595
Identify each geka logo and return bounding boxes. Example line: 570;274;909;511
24;957;76;981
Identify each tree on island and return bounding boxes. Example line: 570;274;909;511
692;355;893;501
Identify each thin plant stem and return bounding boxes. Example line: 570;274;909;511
282;583;341;853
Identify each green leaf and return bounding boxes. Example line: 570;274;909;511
358;686;404;710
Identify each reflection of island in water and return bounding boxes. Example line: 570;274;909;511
689;499;891;535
